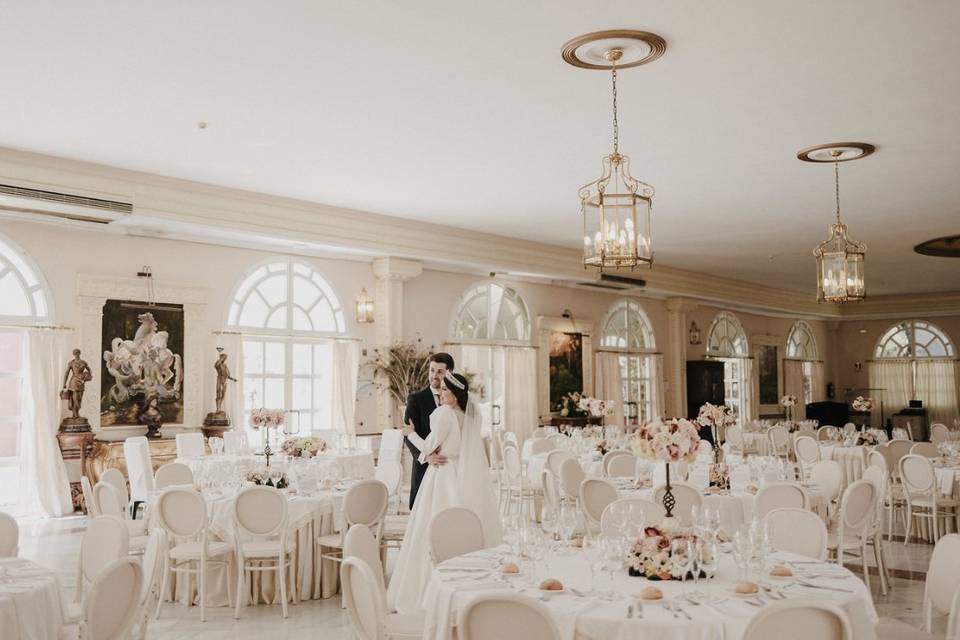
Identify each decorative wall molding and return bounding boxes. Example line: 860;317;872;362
3;147;959;322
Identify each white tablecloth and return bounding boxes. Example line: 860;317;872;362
526;452;604;488
422;546;877;640
179;449;375;483
0;558;67;640
820;445;869;489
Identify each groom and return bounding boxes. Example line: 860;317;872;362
403;352;455;509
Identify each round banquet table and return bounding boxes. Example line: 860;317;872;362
0;558;68;640
526;452;604;488
179;448;375;483
422;545;878;640
820;444;868;489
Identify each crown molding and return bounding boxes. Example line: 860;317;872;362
1;146;956;322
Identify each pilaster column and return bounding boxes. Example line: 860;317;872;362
665;297;699;418
78;295;107;432
372;257;423;430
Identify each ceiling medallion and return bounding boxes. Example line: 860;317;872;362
915;235;960;258
800;142;876;304
564;30;665;271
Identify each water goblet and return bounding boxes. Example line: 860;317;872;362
582;535;604;596
600;536;623;600
732;528;752;582
671;537;694;595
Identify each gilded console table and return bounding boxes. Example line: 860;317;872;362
87;437;180;484
57;430;96;512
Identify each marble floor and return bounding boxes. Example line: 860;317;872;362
14;511;946;639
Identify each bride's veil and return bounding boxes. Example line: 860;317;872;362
457;393;503;545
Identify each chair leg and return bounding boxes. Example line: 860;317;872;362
199;557;206;622
933;506;940;543
874;535;889;595
903;505;913;545
279;555;289;618
861;542;870;592
234;557;245;620
154;557;170;620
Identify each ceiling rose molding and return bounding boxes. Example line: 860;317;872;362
2;147;955;322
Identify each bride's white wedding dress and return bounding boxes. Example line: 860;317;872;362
387;403;462;615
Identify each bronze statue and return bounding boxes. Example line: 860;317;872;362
214;349;237;413
60;349;92;431
139;396;163;439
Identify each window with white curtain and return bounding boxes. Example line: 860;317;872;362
228;260;345;437
450;282;530;343
0;235;51;508
786;321;819;405
600;299;657;422
706;311;750;420
871;319;958;424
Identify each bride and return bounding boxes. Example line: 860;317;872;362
387;371;501;614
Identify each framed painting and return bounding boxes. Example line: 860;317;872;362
752;334;784;416
549;331;583;411
537;316;594;415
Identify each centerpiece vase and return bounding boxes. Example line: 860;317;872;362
662;462;676;518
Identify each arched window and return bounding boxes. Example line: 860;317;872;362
706;311;748;357
786;321;818;360
0;235;50;322
874;320;955;359
600;299;658;423
227;259;345;435
706;311;749;421
450;282;530;343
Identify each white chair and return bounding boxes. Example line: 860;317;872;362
602;450;632;475
540;469;561;513
600;498;664;537
764;508;828;560
80;476;99;516
547;434;566;450
527;438;553;456
842;423;857;436
810;460;844;509
123;436;156;516
457;592;562;640
911;442;940;458
742;599;853;640
100;468;130;513
605;453;637;478
222;430;246;455
341;557;423;639
755;482;809;517
175;432;206;458
817;426;838;442
344;523;385;589
0;511;18;557
887;439;914;477
868;449;888;473
78;557;144;640
900;454;960;544
430;507;485;564
153;487;233;622
652;482;703;525
232;485;293;619
318;479;389;566
862;465;892;594
154;462;194;489
725;425;752;454
827;479;877;590
92;482;148;552
931;423;951;445
579;478;618;534
794;436;821;480
73;516;130;609
876;533;960;639
531;427;548;439
375;459;403;515
544;450;575;477
378;428;404;464
132;528;167;640
501;445;538;514
768;425;791;458
558;458;586;503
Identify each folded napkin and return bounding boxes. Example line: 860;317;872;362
438;558;492;571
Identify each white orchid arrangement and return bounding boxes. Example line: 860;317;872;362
250;408;284;430
780;395;798;408
630;418;701;463
696;403;737;430
852;396;874;412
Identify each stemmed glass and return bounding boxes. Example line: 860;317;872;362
732;528;752;582
559;505;579;550
600;536;623;600
582;535;604;596
699;536;720;582
671;537;694;596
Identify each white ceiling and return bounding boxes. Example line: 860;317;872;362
1;1;958;295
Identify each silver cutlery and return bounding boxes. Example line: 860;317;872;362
671;600;693;620
797;580;854;593
665;601;680;618
635;601;644;619
626;604;634;619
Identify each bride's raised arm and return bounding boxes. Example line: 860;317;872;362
408;407;456;465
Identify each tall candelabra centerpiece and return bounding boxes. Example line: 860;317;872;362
630;418;700;518
696;403;737;455
780;395;798;423
251;408;286;466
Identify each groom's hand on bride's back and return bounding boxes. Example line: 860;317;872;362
426;451;448;467
402;419;416;437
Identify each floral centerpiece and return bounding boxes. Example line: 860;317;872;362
630;419;701;517
780;394;798;422
595;439;609;456
696;403;737;445
626;522;707;580
558;392;615;419
246;470;289;489
281;436;325;458
857;430;879;446
852;396;874;412
250;408;285;430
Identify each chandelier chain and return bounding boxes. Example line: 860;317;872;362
611;59;619;155
834;158;841;225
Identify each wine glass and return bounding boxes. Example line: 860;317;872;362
540;507;558;544
582;535;605;596
732;528;752;582
600;536;623;600
559;505;579;549
699;536;720;582
671;537;694;595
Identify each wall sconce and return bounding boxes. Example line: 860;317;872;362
854;361;862;372
688;321;702;345
356;288;374;323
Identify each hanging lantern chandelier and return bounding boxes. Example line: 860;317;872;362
798;142;876;303
562;30;666;271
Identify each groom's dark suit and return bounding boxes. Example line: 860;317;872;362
404;386;441;510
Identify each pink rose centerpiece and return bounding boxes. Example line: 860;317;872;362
250;408;286;465
627;522;707;580
696;403;737;449
281;436;325;458
852;396;874;412
780;394;798;422
630;419;701;517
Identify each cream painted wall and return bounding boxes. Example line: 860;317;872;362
2;218;841;433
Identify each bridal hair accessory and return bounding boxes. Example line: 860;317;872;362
443;370;466;390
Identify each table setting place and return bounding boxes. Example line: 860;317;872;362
422;509;878;640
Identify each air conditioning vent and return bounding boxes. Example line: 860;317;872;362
0;183;132;224
577;273;647;291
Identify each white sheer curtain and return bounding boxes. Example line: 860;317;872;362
649;354;666;421
915;360;959;426
332;340;361;435
741;358;757;424
19;329;73;517
594;352;624;427
783;360;807;420
503;347;537;443
212;331;244;429
810;361;825;402
869;360;913;428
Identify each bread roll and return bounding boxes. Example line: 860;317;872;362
539;578;563;591
735;581;759;594
639;586;663;600
501;563;520;574
769;565;793;577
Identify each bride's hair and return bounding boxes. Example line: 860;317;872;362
443;372;469;411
